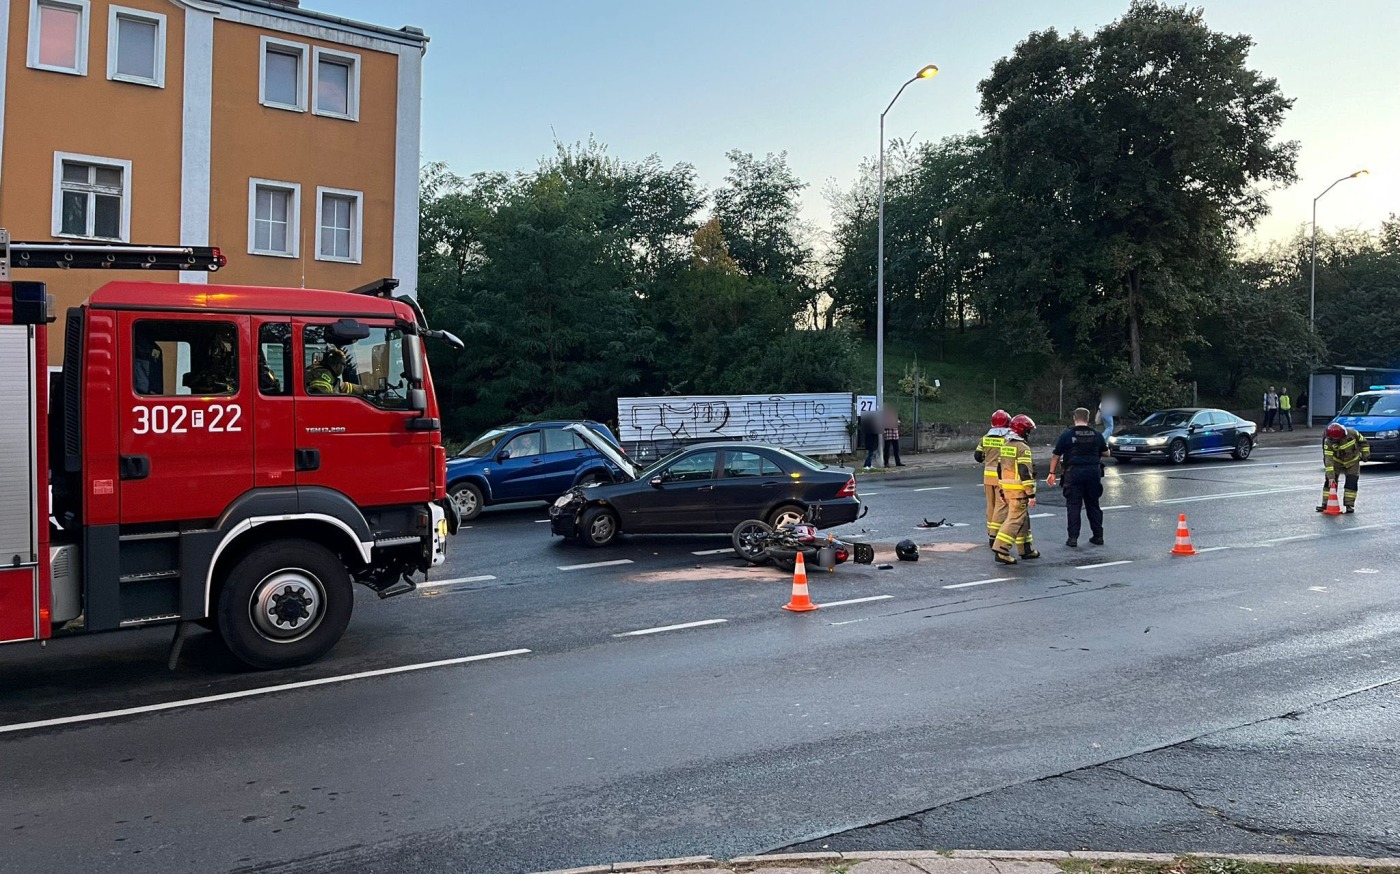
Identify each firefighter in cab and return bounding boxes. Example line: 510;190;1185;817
993;414;1040;565
308;347;364;396
974;409;1012;547
1318;422;1369;513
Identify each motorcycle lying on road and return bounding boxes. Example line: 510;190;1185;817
731;506;874;572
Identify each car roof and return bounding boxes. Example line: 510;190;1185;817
505;420;604;428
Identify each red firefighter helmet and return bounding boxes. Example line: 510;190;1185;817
991;409;1011;428
1326;422;1346;440
1010;414;1036;438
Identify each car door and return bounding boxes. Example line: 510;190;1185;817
627;450;720;532
718;449;787;524
1187;412;1214;454
1209;411;1238;453
487;429;545;502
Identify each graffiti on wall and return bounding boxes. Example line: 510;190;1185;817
618;394;851;456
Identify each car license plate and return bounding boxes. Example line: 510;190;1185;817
1122;446;1138;452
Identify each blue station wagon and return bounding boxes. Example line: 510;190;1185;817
446;421;624;521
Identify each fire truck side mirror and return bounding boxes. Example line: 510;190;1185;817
326;318;370;345
408;388;428;413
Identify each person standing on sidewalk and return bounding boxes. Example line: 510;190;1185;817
1047;408;1109;547
974;409;1012;547
1263;386;1279;432
1279;387;1294;431
1095;393;1120;438
883;410;904;467
860;411;881;470
993;414;1039;565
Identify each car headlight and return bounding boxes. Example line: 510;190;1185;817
1107;436;1119;445
1379;429;1399;440
553;494;574;508
1146;436;1169;446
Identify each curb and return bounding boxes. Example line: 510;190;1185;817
531;850;1400;874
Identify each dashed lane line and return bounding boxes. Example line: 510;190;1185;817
534;519;551;523
943;577;1011;590
819;595;895;608
1263;533;1319;544
1155;486;1313;504
1030;512;1056;518
914;486;952;492
1196;546;1232;553
692;548;733;556
613;619;728;637
1076;560;1133;570
1100;505;1133;510
558;559;635;571
0;649;533;736
419;575;497;590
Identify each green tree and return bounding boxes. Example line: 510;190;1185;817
713;149;811;284
978;0;1298;388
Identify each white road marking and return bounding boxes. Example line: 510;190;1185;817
558;559;635;571
1155;486;1312;504
1263;533;1318;544
419;575;497;590
1338;524;1387;534
1030;512;1056;518
0;649;532;736
914;486;952;492
1076;560;1133;570
613;619;727;637
1196;546;1232;553
534;519;551;523
691;548;733;556
1100;505;1133;510
1310;586;1330;591
820;595;895;608
943;577;1010;589
861;492;880;496
1355;569;1379;574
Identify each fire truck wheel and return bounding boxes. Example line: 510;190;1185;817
216;540;354;670
448;482;483;522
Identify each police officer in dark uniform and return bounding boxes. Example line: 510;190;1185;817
1046;407;1109;547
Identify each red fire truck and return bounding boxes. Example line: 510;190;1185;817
0;232;460;669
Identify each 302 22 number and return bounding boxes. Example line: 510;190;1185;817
132;404;242;435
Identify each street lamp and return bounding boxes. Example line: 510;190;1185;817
1310;169;1368;330
876;64;938;461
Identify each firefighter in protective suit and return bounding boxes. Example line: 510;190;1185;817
1318;422;1369;513
993;414;1040;565
307;347;364;396
974;409;1013;547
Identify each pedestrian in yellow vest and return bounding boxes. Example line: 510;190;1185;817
1279;387;1294;431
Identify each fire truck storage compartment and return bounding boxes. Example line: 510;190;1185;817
0;324;40;642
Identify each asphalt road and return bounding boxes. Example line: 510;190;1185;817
3;444;1399;873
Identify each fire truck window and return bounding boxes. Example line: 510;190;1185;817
258;323;291;396
302;324;408;409
132;320;239;397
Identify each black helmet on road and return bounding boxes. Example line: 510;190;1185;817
896;539;919;561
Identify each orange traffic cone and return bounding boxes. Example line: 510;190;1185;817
782;552;819;612
1170;513;1197;556
1323;482;1344;516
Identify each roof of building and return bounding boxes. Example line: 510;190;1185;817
219;0;429;48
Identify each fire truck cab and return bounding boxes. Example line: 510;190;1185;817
0;232;458;669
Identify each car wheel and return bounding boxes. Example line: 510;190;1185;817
768;503;806;528
1169;439;1188;465
448;482;483;522
579;506;619;547
731;519;773;565
1232;435;1253;460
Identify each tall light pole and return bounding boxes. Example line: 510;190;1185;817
1310;169;1368;330
876;63;938;461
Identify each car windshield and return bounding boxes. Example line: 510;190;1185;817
1340;394;1400;417
458;429;509;458
1140;411;1191;428
773;447;828;471
638;449;687;480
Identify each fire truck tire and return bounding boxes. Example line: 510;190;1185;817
448;482;484;522
216;540;354;670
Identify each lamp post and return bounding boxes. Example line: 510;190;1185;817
876;64;938;462
1310;169;1368;330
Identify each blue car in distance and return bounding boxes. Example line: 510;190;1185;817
446;421;624;521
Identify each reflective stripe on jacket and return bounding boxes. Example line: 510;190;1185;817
998;437;1035;497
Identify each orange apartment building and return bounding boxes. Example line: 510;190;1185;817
0;0;428;365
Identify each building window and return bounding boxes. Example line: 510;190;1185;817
107;5;165;86
28;0;90;75
315;188;362;263
313;48;360;120
259;37;308;111
52;152;130;241
248;178;300;258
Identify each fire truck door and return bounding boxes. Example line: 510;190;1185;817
117;313;255;525
0;324;40;642
294;319;431;508
252;320;296;488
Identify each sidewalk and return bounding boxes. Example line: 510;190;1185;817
851;426;1323;477
533;849;1400;874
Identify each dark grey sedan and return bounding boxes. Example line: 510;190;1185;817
1107;408;1257;464
549;426;862;547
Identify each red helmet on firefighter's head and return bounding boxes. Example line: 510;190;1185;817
1326;423;1346;440
1010;414;1036;438
991;409;1011;428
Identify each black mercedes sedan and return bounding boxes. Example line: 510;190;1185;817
549;425;862;547
1107;408;1258;465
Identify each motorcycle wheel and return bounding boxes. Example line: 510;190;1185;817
768;547;800;573
731;519;774;565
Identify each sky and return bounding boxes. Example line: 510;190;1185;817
339;0;1398;250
